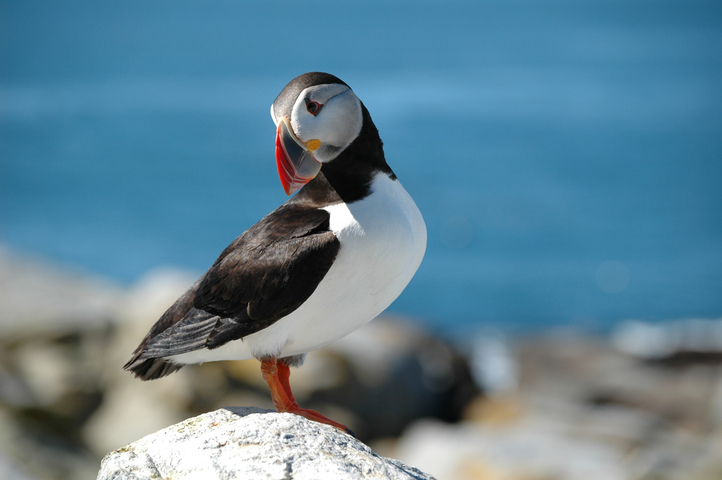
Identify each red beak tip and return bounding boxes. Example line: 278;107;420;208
274;118;320;196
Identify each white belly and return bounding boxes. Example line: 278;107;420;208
170;173;426;364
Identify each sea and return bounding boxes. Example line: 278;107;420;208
2;0;721;336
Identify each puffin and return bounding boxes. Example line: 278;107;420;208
124;72;427;434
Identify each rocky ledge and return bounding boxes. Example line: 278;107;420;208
97;407;435;480
4;246;722;480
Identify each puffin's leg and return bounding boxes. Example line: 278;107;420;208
260;357;353;435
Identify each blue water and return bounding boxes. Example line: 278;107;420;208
2;0;721;334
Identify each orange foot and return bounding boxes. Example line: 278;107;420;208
260;357;354;436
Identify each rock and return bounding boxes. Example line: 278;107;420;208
82;268;200;457
612;318;722;362
310;317;480;439
0;246;123;338
97;407;436;480
393;417;629;480
5;246;721;480
388;328;722;480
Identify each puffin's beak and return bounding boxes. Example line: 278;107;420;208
275;117;322;195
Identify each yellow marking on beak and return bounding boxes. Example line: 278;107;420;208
305;139;321;151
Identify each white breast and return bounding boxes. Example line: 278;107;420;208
172;173;426;365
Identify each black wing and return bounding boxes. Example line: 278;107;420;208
124;202;340;379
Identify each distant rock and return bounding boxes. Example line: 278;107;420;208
612;317;722;361
5;246;722;480
0;246;123;337
392;331;722;480
97;407;435;480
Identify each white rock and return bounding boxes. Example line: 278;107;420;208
97;407;435;480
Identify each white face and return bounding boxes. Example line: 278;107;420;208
272;84;363;164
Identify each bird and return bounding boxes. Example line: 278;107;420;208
124;72;427;434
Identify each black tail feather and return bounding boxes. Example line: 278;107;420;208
124;355;183;381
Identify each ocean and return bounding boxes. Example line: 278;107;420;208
2;0;721;335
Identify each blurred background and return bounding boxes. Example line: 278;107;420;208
1;1;721;479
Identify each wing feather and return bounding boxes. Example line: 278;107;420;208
124;203;340;379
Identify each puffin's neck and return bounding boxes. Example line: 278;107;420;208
316;104;396;204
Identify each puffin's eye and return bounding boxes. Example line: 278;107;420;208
306;100;322;116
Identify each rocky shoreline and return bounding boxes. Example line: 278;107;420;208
1;246;721;480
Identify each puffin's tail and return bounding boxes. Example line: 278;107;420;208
123;354;183;381
123;283;201;380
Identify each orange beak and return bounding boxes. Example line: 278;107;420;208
275;117;322;195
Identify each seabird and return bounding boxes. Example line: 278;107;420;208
124;72;427;433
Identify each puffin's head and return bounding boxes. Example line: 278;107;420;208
271;72;363;195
